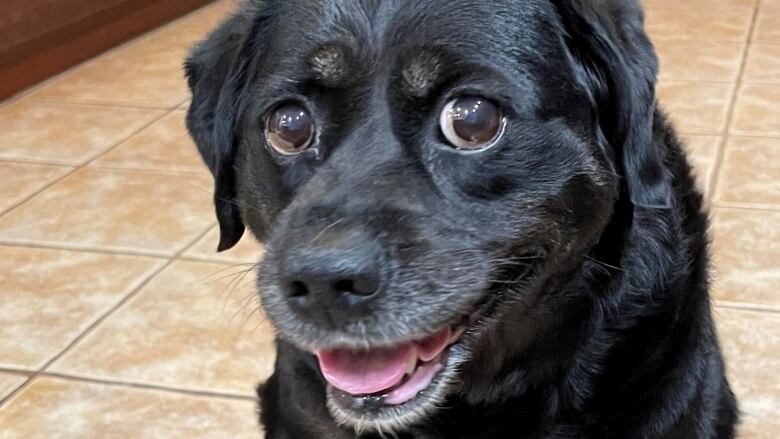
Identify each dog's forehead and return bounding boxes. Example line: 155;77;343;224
269;0;552;82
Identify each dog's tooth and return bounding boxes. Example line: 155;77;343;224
406;350;418;375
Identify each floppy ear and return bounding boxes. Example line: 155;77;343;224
185;9;256;251
551;0;672;209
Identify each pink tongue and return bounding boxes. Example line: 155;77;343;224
318;344;415;395
317;328;451;396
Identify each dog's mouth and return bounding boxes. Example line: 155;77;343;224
313;310;486;433
317;322;465;406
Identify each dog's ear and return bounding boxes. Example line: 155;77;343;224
185;9;257;251
551;0;672;209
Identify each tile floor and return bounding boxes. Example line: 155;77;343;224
0;0;778;437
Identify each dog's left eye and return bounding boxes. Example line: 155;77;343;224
440;96;505;151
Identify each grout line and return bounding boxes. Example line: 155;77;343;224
0;224;215;410
0;157;77;168
27;98;181;111
677;132;725;138
0;367;34;376
0;376;34;408
714;301;780;314
659;79;736;85
706;132;780;140
647;38;755;43
38;372;257;402
750;0;763;42
87;164;209;176
735;80;780;86
11;159;178;172
675;131;728;137
0;240;173;259
711;203;780;213
705;3;761;203
0;108;174;219
0;168;82;218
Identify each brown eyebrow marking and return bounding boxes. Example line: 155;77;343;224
308;44;355;88
401;50;444;98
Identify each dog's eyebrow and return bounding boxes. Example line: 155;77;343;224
307;44;356;88
401;50;444;98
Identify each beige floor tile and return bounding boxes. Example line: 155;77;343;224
183;225;266;265
0;168;214;256
743;44;780;84
0;373;27;400
26;1;236;108
0;162;72;213
645;8;754;42
731;84;780;137
715;137;780;208
655;41;745;82
710;208;780;308
759;0;780;8
0;100;163;165
0;246;164;369
754;5;780;43
50;261;275;396
92;111;208;174
0;377;262;439
28;39;190;108
681;135;721;194
716;308;780;438
657;81;734;135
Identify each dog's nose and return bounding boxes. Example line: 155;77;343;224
280;236;382;323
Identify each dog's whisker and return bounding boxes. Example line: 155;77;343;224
199;263;257;283
311;218;345;244
221;268;258;314
228;286;260;324
584;255;624;272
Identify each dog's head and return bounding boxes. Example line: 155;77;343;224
186;0;668;433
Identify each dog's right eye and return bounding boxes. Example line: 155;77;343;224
265;103;315;155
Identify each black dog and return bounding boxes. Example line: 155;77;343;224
185;0;738;437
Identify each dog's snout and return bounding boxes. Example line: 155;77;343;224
280;234;382;323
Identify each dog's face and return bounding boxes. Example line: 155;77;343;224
187;0;667;433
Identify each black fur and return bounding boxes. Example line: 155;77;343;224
185;0;737;437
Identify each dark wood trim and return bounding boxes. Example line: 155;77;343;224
0;0;215;101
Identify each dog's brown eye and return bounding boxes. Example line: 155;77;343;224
265;103;315;155
440;96;504;151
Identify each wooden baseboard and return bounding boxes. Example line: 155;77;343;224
0;0;215;101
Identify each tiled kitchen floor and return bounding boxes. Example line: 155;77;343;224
0;0;778;437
